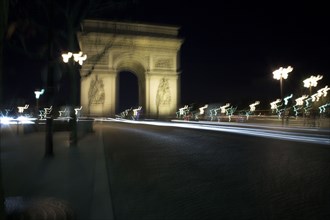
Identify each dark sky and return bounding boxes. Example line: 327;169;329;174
129;0;330;107
4;0;330;110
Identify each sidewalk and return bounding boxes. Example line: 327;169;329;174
0;123;113;220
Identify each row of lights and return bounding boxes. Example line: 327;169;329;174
271;66;329;116
272;66;325;97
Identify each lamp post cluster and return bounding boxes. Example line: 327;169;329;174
62;51;87;65
272;66;326;103
303;75;323;95
272;66;293;99
271;66;329;126
61;51;87;146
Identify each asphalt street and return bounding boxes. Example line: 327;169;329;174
102;121;330;220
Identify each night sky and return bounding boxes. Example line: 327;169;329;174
132;0;330;108
3;0;330;111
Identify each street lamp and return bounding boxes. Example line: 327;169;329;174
303;75;323;95
61;51;87;146
62;51;87;65
34;89;45;115
249;101;260;112
273;66;293;98
284;94;293;106
270;99;281;111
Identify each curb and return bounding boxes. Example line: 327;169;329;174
90;125;114;220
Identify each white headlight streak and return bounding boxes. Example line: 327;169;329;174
107;118;330;146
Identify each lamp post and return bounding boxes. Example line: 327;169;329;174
62;51;87;146
34;89;44;116
62;51;87;65
303;75;323;96
272;66;293;99
302;75;323;127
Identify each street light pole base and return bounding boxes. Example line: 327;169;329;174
45;117;54;157
69;114;77;147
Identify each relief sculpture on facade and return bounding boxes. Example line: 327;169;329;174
155;58;173;69
88;75;105;105
156;78;171;107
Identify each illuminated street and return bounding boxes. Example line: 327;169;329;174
101;120;330;220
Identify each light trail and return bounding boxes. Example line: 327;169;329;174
0;116;37;125
106;118;330;146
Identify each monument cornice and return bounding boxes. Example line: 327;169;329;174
81;19;181;38
79;34;183;51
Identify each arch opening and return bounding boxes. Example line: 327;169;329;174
117;71;139;113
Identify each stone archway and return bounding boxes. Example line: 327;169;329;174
117;71;139;113
78;19;183;118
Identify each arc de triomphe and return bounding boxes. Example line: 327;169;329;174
78;19;183;118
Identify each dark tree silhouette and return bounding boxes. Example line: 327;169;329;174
0;0;9;218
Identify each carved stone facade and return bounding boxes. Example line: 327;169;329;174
78;20;183;118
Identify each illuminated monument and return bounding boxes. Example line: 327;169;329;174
78;20;183;118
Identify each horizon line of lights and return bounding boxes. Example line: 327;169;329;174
295;95;309;106
284;94;293;105
249;101;260;112
220;103;230;113
199;104;208;114
270;99;281;110
319;103;330;113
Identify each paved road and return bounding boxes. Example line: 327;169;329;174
101;121;330;220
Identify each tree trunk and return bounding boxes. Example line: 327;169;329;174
67;21;78;147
